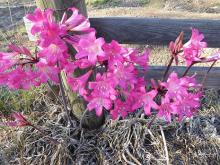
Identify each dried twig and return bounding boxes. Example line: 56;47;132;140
160;125;170;165
125;148;142;165
122;152;136;165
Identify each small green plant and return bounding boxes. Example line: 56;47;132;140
139;0;150;5
86;0;119;7
0;87;42;115
86;0;107;6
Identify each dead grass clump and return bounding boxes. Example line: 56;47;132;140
0;89;220;165
165;0;220;13
86;0;150;8
95;118;220;165
1;114;220;164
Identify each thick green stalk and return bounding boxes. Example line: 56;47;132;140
163;57;174;81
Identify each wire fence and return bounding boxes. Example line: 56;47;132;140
0;0;36;51
0;0;36;30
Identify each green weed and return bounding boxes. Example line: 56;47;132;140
0;86;43;115
86;0;120;7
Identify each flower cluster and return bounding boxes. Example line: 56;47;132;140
159;72;201;122
169;28;220;66
1;7;220;124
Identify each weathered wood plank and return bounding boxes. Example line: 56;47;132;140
146;66;220;89
90;17;220;48
36;0;87;19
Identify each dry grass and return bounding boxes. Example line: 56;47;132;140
88;6;220;19
165;0;220;13
0;24;34;52
87;0;220;13
86;0;150;8
1;105;219;164
0;88;219;164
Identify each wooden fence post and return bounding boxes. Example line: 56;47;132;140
35;0;87;18
35;0;105;129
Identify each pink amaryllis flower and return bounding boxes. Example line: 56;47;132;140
26;8;54;35
8;44;32;56
0;45;42;89
169;31;184;65
102;40;127;69
170;30;220;66
0;113;31;127
0;52;17;72
75;34;106;64
2;67;39;90
37;40;69;66
67;70;92;96
87;97;112;116
129;49;150;70
87;73;117;116
75;58;94;69
110;99;132;120
88;73;117;100
161;72;198;99
35;59;60;84
175;93;201;121
37;22;66;48
182;28;207;66
132;88;158;115
0;45;36;72
108;63;138;90
200;51;220;63
61;7;94;33
63;61;78;74
158;71;201;122
157;96;178;123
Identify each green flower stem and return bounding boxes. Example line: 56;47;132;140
163;57;174;81
182;62;195;77
201;60;217;86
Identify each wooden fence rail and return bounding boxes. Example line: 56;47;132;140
146;66;220;89
90;17;220;89
90;17;220;48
